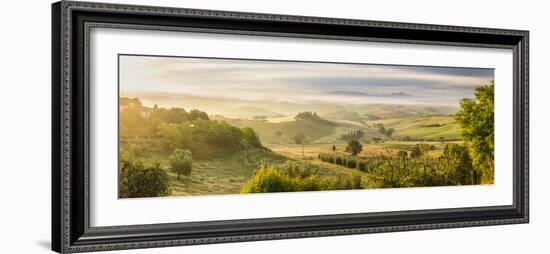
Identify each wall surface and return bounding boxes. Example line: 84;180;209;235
0;0;547;253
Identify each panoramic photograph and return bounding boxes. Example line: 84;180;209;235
118;54;495;198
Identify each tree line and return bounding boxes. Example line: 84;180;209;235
319;142;480;188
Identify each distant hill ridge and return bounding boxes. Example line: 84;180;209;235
327;90;413;98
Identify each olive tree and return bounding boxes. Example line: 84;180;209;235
169;149;193;180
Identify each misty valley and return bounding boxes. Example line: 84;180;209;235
119;86;493;198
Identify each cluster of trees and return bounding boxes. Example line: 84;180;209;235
378;125;395;138
240;161;363;193
293;111;334;125
319;143;480;188
368;123;394;138
120;98;264;160
294;111;321;120
159;120;263;159
120;98;209;139
341;130;365;140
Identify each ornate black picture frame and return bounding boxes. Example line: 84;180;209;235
52;1;529;253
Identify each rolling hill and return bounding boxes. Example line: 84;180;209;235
369;115;462;140
222;115;339;145
127;93;459;123
222;106;286;119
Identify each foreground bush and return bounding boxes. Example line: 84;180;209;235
240;167;296;193
240;161;362;193
119;153;170;198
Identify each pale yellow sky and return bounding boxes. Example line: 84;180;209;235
119;54;493;107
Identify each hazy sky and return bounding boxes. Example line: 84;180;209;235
119;55;493;107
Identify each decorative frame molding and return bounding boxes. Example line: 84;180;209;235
52;1;529;253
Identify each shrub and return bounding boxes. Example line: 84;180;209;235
241;161;365;193
335;156;342;165
357;161;367;171
119;154;170;198
411;145;423;158
351;173;362;189
346;158;357;168
240;167;294;193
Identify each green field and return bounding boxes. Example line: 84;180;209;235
369;115;461;140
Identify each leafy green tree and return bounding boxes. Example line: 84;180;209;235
169;149;193;180
119;154;170;198
346;140;363;156
455;82;494;184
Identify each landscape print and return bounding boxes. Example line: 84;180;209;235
118;54;495;198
